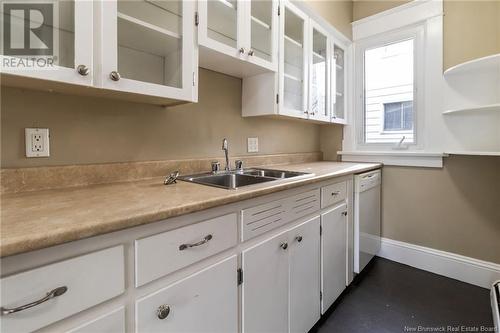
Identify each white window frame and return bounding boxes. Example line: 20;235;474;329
339;0;445;168
355;25;424;150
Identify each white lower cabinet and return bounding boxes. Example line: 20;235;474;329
1;176;358;333
67;307;125;333
242;230;289;333
321;203;348;313
135;255;238;333
0;246;125;333
242;215;321;333
289;216;321;333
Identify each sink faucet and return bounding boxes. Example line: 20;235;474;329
222;138;230;171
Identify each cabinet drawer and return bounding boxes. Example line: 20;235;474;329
288;189;321;221
241;199;287;241
136;256;238;333
0;246;124;333
135;213;237;287
321;181;347;208
67;307;125;333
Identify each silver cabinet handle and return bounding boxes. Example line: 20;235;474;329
179;234;213;251
248;49;254;56
280;242;288;250
76;64;89;76
109;71;121;81
295;236;303;243
331;191;340;196
1;286;67;315
239;47;246;54
157;304;171;320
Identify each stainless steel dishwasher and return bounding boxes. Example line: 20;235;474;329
354;169;382;273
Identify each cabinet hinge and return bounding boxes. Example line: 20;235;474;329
276;94;279;104
237;268;243;285
278;5;280;16
320;291;323;300
195;11;199;26
320;225;322;235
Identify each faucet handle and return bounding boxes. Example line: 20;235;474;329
211;161;221;173
235;160;243;170
164;171;179;185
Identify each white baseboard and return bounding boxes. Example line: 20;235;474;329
378;237;500;289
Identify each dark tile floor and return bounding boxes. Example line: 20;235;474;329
313;257;494;333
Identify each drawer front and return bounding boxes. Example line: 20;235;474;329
321;181;347;208
288;189;321;221
136;256;238;333
135;213;237;287
241;199;287;241
0;246;124;333
67;307;125;333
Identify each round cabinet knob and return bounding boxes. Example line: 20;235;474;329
239;47;246;54
248;49;255;56
331;191;339;196
295;236;303;243
280;242;288;250
157;304;171;320
76;64;90;76
109;71;121;81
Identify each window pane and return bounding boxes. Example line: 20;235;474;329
364;39;414;143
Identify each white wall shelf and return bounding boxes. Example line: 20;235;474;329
443;53;500;77
442;103;500;115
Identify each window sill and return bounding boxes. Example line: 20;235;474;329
337;151;447;168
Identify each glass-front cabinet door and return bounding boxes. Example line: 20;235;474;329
279;1;308;119
198;0;242;58
331;42;346;123
99;0;196;102
308;22;329;122
0;0;93;86
245;0;278;71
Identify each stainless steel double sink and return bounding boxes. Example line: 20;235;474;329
178;168;312;190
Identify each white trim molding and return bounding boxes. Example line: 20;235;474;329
352;0;443;41
378;237;500;289
338;151;446;168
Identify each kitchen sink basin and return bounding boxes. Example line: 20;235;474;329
242;168;309;179
178;168;312;190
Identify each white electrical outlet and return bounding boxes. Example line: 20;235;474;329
247;137;259;153
25;128;50;157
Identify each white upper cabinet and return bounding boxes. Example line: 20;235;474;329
1;0;93;87
197;0;278;77
330;41;347;124
242;0;351;125
97;0;197;103
279;1;309;119
308;22;330;122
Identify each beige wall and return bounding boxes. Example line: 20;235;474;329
353;0;500;70
382;156;500;263
1;69;321;168
353;0;411;21
305;0;353;38
443;0;500;69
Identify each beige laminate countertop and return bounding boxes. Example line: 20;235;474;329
0;162;381;257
